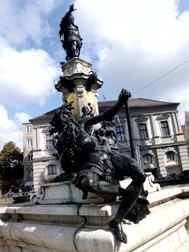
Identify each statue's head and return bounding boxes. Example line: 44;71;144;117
67;14;74;24
81;106;90;116
50;103;80;139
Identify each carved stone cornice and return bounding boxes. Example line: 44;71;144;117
135;116;148;122
156;113;170;120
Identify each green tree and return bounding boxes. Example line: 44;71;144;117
0;141;24;193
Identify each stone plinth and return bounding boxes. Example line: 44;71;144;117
61;57;92;78
55;57;103;119
35;181;114;205
35;173;160;205
0;185;189;252
60;58;102;90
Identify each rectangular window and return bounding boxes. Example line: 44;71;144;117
48;165;57;175
143;154;153;164
28;152;33;162
116;125;126;142
27;139;32;147
161;121;170;136
26;125;32;133
46;134;54;150
139;123;148;139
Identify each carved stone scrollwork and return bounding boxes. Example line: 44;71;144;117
32;187;45;205
156;113;170;120
62;58;92;77
76;86;85;97
135;116;148;122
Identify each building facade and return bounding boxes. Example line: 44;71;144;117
22;123;34;189
182;111;189;156
23;98;189;192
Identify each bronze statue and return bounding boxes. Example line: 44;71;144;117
50;89;148;244
59;4;83;60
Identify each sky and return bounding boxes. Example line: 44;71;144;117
1;0;189;150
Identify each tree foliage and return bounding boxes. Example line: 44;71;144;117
0;141;24;190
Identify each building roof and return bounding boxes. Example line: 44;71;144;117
30;98;179;123
30;108;58;123
99;98;179;109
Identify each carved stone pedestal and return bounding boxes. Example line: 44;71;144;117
55;57;103;120
34;181;107;205
0;185;189;252
33;172;160;206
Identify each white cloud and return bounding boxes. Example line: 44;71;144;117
76;0;188;55
75;0;189;124
0;0;63;149
1;0;189;152
0;0;63;108
0;105;22;150
0;44;58;106
15;112;31;124
0;0;61;47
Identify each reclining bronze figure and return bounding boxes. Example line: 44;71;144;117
50;89;148;243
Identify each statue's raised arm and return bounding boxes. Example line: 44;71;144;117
59;4;83;61
83;89;131;128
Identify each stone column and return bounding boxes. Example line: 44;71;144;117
178;144;189;171
55;57;103;120
156;148;167;176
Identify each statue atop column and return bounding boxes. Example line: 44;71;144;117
59;4;83;61
54;5;150;245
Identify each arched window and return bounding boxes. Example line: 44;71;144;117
166;151;176;162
